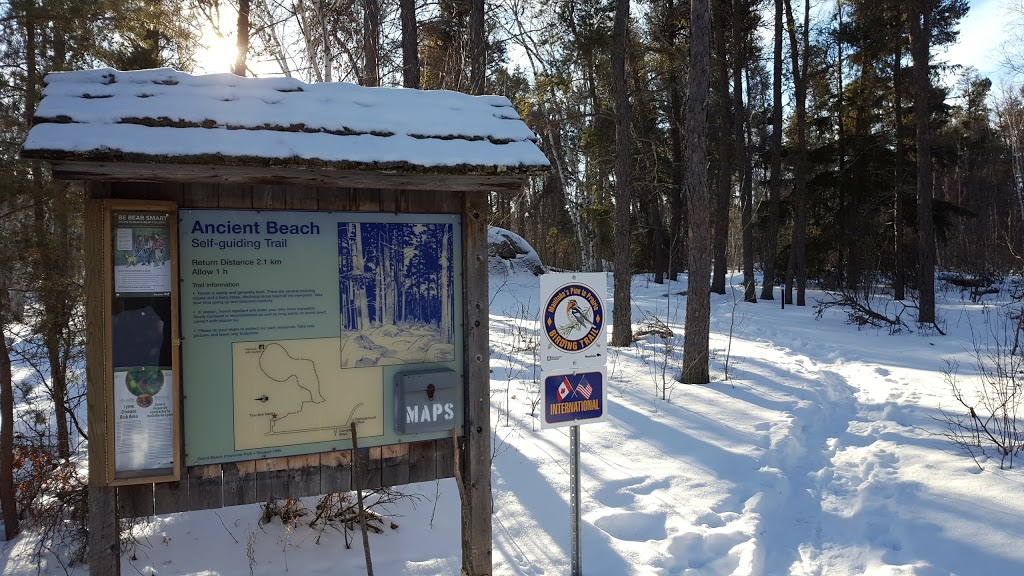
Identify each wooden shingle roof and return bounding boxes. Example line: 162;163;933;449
22;68;549;190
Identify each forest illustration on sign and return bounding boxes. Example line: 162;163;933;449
338;222;455;368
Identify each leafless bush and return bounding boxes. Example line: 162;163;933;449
632;311;678;400
308;488;416;547
12;439;88;571
260;497;309;528
938;309;1024;470
246;526;257;575
493;299;537;429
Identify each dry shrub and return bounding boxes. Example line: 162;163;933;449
13;440;88;569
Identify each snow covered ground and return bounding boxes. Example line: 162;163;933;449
3;265;1023;575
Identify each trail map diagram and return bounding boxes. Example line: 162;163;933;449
232;338;383;450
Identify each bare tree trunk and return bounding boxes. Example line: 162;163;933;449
836;0;849;289
682;0;712;384
783;0;809;306
740;80;755;303
667;0;686;282
912;1;935;323
48;333;70;458
653;198;667;284
760;0;783;301
610;0;633;346
733;0;755;303
295;0;324;83
669;70;685;282
27;0;72;458
234;0;250;75
999;90;1024;234
0;309;17;540
0;243;19;540
469;0;485;94
894;37;907;300
711;0;731;295
400;0;420;88
0;0;22;504
317;0;333;82
363;0;380;86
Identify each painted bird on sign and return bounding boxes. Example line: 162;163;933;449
566;299;593;330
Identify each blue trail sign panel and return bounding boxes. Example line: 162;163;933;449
540;368;608;430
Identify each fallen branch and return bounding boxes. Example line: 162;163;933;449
814;290;908;333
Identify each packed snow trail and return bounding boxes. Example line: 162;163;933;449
488;271;1024;576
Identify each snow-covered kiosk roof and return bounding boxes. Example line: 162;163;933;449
21;68;549;191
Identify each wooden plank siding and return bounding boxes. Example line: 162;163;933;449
320;450;353;494
255;457;292;502
222;461;257;507
154;480;189;515
94;182;467;519
408;439;439;483
188;464;224;511
116;484;154;519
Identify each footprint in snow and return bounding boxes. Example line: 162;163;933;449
592;510;667;542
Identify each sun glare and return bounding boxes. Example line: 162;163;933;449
194;22;239;75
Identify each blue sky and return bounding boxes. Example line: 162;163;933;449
943;0;1008;83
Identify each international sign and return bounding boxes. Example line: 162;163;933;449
540;368;608;429
540;273;608;370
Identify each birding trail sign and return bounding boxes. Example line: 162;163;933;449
540;368;608;430
540;272;608;371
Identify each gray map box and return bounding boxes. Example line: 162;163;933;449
394;370;461;434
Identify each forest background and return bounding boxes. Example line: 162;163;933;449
0;0;1023;551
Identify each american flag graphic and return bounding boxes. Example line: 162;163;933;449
575;379;594;400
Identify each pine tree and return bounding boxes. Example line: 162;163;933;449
610;0;633;346
682;0;712;384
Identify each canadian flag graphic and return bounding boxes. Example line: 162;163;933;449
556;377;573;402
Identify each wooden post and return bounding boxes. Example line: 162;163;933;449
351;422;374;576
85;190;119;575
461;191;492;575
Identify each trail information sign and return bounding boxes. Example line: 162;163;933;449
179;209;462;465
539;273;607;371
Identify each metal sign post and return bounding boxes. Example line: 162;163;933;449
570;424;582;575
539;272;610;576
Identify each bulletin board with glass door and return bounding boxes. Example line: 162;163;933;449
103;200;181;485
